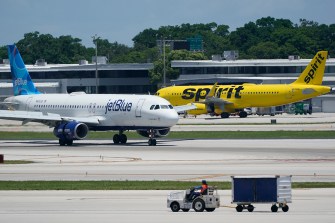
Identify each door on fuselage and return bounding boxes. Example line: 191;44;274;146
135;99;145;117
25;97;33;111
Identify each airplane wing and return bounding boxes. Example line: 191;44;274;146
204;97;233;105
0;110;101;126
0;101;19;110
199;97;233;112
173;103;197;113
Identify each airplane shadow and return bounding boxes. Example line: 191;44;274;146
0;138;194;148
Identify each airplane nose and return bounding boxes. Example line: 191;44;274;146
164;110;179;126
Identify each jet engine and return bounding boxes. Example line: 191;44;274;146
187;103;208;115
53;121;89;140
136;128;170;138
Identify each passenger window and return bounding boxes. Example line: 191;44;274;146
154;105;160;110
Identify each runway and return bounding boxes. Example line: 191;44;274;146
1;139;334;182
0;189;334;223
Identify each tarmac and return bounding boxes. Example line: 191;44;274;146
0;112;334;222
0;189;334;223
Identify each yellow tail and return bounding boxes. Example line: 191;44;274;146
292;51;328;85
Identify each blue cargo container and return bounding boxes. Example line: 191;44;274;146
231;175;292;212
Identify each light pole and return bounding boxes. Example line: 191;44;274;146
163;37;166;87
92;34;99;94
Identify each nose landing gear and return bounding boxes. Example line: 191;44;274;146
148;129;157;146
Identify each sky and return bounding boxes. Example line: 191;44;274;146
1;0;334;48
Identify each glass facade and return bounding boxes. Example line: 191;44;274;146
179;65;335;75
0;68;156;94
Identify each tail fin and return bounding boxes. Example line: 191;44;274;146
7;45;41;96
292;51;328;85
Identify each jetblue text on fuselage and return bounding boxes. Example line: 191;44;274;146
105;99;132;114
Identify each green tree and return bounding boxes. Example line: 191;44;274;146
149;49;207;84
0;46;7;61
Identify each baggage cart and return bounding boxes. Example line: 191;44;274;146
231;175;292;212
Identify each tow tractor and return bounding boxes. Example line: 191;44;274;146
167;186;220;212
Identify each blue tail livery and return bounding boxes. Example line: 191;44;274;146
7;44;41;96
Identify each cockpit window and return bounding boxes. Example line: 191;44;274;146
150;104;173;110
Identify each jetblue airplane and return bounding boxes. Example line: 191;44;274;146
0;45;188;146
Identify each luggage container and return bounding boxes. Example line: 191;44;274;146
231;175;292;212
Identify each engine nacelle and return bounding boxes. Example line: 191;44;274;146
53;121;89;140
136;128;170;138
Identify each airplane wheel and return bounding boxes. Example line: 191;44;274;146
66;139;73;146
120;134;127;144
220;112;230;118
239;111;248;118
59;139;66;146
113;134;120;144
148;138;157;146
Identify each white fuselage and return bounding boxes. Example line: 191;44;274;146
4;93;179;130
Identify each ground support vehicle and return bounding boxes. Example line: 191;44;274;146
167;186;220;212
231;175;292;212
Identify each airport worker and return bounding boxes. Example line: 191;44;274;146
188;180;208;200
200;180;208;195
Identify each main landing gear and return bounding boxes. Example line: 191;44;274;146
148;129;157;146
220;111;248;118
59;138;73;146
113;130;127;144
239;111;248;118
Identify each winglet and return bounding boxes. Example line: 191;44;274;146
292;51;328;85
206;82;218;98
7;45;41;96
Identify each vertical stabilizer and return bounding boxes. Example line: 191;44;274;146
292;51;328;85
7;45;41;96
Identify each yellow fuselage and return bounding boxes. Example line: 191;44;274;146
157;84;331;114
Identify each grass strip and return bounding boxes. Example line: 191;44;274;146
0;181;334;190
0;131;334;140
2;160;35;164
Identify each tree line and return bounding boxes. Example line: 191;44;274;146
1;17;334;83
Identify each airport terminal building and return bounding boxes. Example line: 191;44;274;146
1;55;335;112
0;62;155;98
